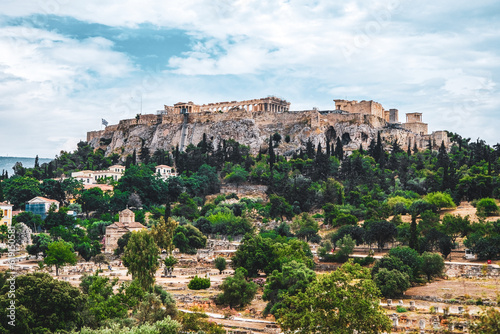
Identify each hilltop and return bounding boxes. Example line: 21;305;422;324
87;97;449;158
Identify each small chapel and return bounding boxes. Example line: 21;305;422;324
104;208;146;253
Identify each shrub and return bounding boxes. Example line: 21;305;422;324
476;198;499;217
188;276;210;290
396;305;407;313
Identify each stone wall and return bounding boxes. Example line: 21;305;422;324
88;108;449;158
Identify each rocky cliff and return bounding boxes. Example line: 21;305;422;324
87;109;448;158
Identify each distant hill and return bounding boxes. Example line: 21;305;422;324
0;156;52;175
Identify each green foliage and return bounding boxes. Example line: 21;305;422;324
44;240;78;276
224;164;249;185
217;267;258;308
214;256;227;273
171;192;200;221
374;268;411;298
421;252;445;281
292;212;320;243
334;235;355;262
114;232;131;256
476;198;499;217
71;318;181;334
151;216;178;254
231;234;314;277
2;175;41;209
268;194;293;221
0;272;85;334
263;260;316;316
173;224;207;254
424;191;456;210
277;261;392;333
188;275;211;290
122;230;160;291
26;233;51;258
388;246;423;281
470;307;500;334
363;220;397;251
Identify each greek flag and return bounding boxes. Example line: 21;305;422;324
102;118;109;127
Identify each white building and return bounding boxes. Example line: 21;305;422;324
155;165;178;180
71;165;125;185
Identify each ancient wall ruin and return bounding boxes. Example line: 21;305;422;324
159;97;291;115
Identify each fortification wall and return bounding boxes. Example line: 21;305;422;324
87;108;449;159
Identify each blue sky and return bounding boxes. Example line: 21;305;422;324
0;0;499;158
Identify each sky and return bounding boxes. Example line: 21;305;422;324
0;0;499;158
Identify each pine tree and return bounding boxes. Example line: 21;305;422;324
269;135;275;186
407;139;412;156
413;141;418;154
335;137;343;160
34;155;39;169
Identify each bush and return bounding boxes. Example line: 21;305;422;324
396;305;407;313
374;268;411;298
476;198;499;217
188;276;210;290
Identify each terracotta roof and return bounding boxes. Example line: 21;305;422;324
156;165;174;168
0;202;13;207
83;184;114;191
29;196;59;203
108;221;146;229
109;165;125;168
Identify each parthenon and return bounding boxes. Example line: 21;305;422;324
161;96;290;114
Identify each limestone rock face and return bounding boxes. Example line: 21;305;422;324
88;109;446;158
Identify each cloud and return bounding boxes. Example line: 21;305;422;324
0;0;500;156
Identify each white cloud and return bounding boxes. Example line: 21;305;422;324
0;0;500;156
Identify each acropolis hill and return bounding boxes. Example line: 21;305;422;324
87;97;449;157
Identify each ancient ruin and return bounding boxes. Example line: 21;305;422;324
161;96;291;114
88;97;449;158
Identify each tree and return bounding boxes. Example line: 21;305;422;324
217;267;258;309
374;268;411;298
263;260;316;317
114;232;131;256
277;261;392;333
334;235;355;262
134;293;169;325
214;256;227;274
476;198;499;217
171;192;200;221
91;253;109;270
122;231;160;291
78;187;106;217
26;233;51;258
421;252;445;281
0;273;85;333
163;256;178;277
424;191;456;211
224;164;249;187
44;240;78;276
151;216;178;254
172;224;206;254
269;194;293;221
388;246;423;281
364;220;397;251
2;175;41;209
470;308;500;334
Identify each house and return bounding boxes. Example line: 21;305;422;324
71;165;125;185
155;165;178;180
0;202;13;226
104;209;146;253
25;197;60;220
